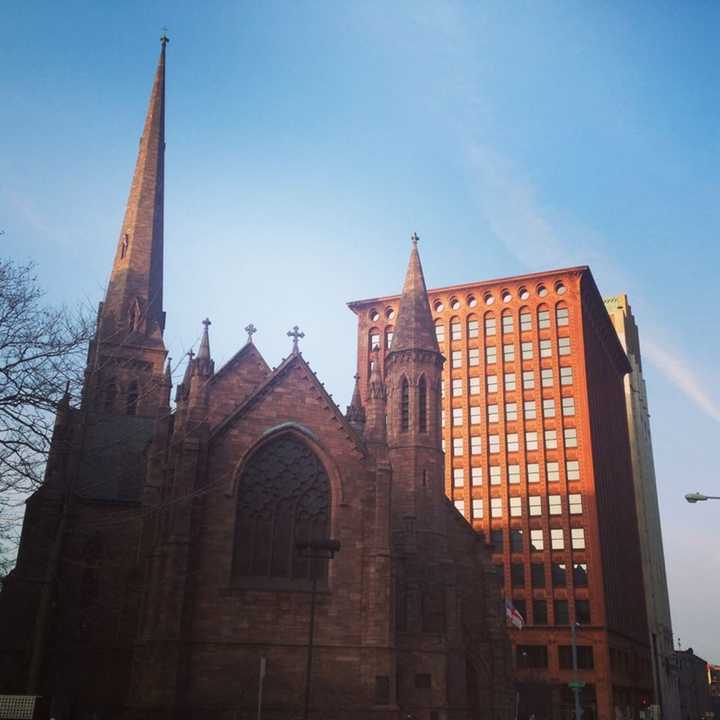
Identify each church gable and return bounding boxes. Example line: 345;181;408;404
206;342;271;425
210;353;365;458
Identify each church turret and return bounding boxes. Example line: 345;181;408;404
384;233;445;530
82;37;169;417
364;346;387;444
345;373;366;432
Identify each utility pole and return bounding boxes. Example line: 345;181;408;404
571;622;583;720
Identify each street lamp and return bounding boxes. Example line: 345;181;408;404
685;492;720;504
296;538;341;720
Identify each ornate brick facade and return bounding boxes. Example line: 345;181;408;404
0;39;513;720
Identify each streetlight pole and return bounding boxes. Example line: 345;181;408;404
296;538;341;720
685;492;720;503
571;622;583;720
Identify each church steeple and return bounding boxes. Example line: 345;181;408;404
102;36;168;336
388;232;439;355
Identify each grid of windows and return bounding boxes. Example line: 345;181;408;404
507;433;519;452
471;467;483;486
571;527;586;550
488;403;498;423
503;344;515;362
510;528;524;553
468;318;479;339
550;528;565;550
491;529;504;552
527;463;540;483
543;398;555;417
567;460;580;481
453;437;464;456
546;461;560;482
506;402;518;421
511;562;524;587
435;322;445;342
452;351;462;369
452;407;463;426
472;498;483;518
486;346;497;364
556;306;569;326
491;497;502;517
489;435;500;454
508;464;520;484
554;599;569;624
451;321;461;341
552;563;567;588
520;311;532;332
530;529;544;551
524;400;536;419
529;496;542;516
549;495;562;515
522;342;533;360
485;316;496;336
538;309;550;329
544;430;557;449
469;348;480;366
562;396;575;416
454;499;465;514
453;468;464;487
490;466;501;485
487;375;498;393
559;336;571;356
574;562;588;587
564;428;578;447
471;436;482;455
470;406;481;425
531;563;546;588
504;373;516;391
560;366;573;385
452;378;462;396
523;371;535;389
502;313;514;334
541;368;553;387
569;493;583;514
540;339;552;358
510;496;522;517
470;377;481;395
525;431;538;451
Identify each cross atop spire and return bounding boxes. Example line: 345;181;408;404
287;325;305;354
160;28;170;47
388;233;439;354
102;38;168;335
197;318;212;361
245;323;257;343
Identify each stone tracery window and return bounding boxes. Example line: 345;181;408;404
233;434;330;584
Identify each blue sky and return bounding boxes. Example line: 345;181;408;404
2;2;719;661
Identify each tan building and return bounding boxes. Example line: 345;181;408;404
605;295;680;720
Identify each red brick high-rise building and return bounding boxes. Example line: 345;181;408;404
0;39;515;720
350;269;654;720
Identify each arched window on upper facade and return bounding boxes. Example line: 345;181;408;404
103;378;117;413
400;378;410;432
556;301;570;327
501;309;514;335
126;381;139;416
369;327;381;353
434;320;445;344
385;325;394;350
233;434;331;584
418;376;427;433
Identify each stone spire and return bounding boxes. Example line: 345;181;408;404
103;36;168;335
194;318;215;377
346;373;366;431
364;347;387;443
388;233;439;354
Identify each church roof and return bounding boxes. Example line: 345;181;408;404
387;235;439;354
209;351;366;456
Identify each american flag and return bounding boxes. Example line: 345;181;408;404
505;598;525;629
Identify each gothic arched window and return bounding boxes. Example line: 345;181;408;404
233;434;330;584
418;376;427;433
103;378;117;413
400;378;410;432
126;381;139;416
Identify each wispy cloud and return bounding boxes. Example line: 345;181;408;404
642;340;720;423
467;141;720;424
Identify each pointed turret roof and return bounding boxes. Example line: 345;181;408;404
389;233;439;353
103;36;168;332
197;318;211;361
